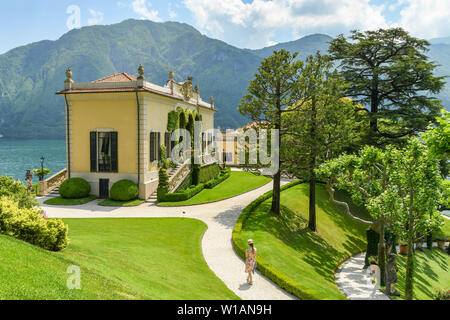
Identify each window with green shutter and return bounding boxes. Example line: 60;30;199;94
91;131;118;172
150;132;160;162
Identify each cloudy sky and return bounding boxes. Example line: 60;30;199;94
0;0;449;54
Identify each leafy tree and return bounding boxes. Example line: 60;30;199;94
0;176;38;209
387;138;444;299
422;109;449;179
316;146;401;286
281;53;366;231
329;28;446;145
317;139;446;293
239;49;313;215
32;168;52;181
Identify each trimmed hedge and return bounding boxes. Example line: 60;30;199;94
204;169;231;189
161;183;205;202
59;178;91;199
161;167;231;202
110;180;139;201
167;111;179;132
198;163;221;184
232;180;321;300
0;197;69;251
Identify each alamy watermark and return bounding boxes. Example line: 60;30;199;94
170;121;279;176
66;265;81;290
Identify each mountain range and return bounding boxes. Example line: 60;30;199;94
0;19;449;139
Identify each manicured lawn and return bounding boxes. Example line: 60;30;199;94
0;218;238;300
394;248;450;300
158;171;271;206
238;183;372;300
436;217;450;240
98;198;144;207
44;195;97;205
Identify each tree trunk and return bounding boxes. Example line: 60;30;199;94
405;217;415;300
308;173;316;231
369;78;379;145
271;85;282;215
378;221;386;286
271;171;281;214
308;96;317;231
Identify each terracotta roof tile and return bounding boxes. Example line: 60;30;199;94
92;72;137;83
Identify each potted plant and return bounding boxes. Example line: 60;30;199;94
435;235;447;249
368;256;378;274
399;241;409;255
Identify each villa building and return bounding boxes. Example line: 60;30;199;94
56;65;216;199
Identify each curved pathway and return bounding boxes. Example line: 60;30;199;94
336;238;448;300
40;179;296;300
335;253;390;300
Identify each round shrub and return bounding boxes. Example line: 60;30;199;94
110;179;139;201
59;178;91;199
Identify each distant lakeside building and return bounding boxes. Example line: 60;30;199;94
56;66;216;199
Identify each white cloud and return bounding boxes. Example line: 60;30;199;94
183;0;389;49
168;3;177;19
132;0;162;22
87;9;104;26
395;0;450;39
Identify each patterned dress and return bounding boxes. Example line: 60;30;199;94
245;247;257;273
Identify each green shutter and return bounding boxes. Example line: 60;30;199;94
150;132;155;162
90;132;97;172
111;132;118;172
157;132;161;161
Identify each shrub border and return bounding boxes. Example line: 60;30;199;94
158;173;272;207
160;168;231;203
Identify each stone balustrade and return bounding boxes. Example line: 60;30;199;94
38;168;67;196
168;161;191;193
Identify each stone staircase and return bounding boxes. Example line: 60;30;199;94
47;186;60;198
146;164;182;204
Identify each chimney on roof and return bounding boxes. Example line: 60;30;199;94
64;67;74;90
210;96;214;109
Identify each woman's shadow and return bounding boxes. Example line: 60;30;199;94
238;282;252;291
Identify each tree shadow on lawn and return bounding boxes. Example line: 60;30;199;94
396;249;445;299
244;203;345;283
287;185;367;255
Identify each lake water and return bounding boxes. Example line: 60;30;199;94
0;139;66;183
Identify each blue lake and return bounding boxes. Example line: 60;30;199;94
0;139;66;183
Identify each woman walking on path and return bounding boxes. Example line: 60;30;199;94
245;239;257;285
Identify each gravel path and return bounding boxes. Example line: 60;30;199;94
335;253;390;300
336;239;448;300
40;179;297;300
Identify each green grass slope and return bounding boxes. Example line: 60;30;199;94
158;171;271;206
395;249;450;300
0;218;238;300
237;183;372;300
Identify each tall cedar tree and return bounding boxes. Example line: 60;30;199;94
239;50;306;215
329;28;445;146
282;53;366;231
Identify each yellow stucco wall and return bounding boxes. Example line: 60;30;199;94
66;90;216;198
142;93;216;174
68;92;137;174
